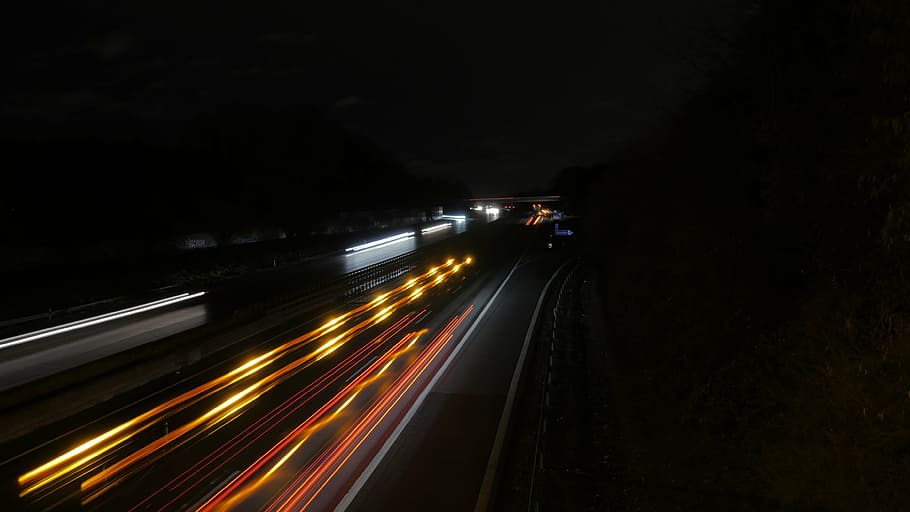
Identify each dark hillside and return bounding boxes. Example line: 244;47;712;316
588;1;910;509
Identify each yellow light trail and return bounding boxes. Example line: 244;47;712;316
122;312;423;512
18;257;471;496
19;255;475;501
82;310;415;499
270;308;472;511
195;328;429;512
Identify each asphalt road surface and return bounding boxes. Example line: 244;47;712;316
342;245;566;512
0;215;566;511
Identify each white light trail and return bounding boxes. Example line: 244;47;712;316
344;232;415;252
420;223;451;234
0;292;207;351
439;215;466;221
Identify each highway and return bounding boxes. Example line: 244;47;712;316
0;214;569;511
342;245;565;512
0;219;471;393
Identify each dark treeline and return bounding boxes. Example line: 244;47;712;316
582;0;910;509
1;104;467;246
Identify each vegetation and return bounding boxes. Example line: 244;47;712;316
587;0;910;509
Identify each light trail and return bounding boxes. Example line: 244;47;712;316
267;306;474;511
419;223;451;234
81;262;465;502
0;292;206;351
344;232;415;252
194;329;430;512
129;313;424;512
195;302;475;511
18;255;474;504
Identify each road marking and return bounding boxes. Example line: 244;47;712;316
335;255;524;512
473;259;572;512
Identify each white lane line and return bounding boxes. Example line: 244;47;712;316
0;292;206;351
473;259;572;512
334;256;524;512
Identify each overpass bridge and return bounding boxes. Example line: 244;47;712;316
467;195;561;205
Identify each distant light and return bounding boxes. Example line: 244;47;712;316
0;292;207;351
420;223;451;234
345;232;415;252
554;222;574;236
485;207;500;215
472;206;484;211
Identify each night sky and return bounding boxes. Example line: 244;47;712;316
2;1;748;196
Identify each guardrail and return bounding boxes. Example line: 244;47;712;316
233;251;421;318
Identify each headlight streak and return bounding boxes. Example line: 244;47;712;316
20;348;285;498
0;292;206;351
130;312;424;512
18;256;473;505
266;306;474;512
81;384;268;505
419;223;451;234
344;232;415;252
194;328;429;512
263;438;308;480
82;291;437;502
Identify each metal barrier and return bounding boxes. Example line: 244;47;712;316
235;250;426;318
